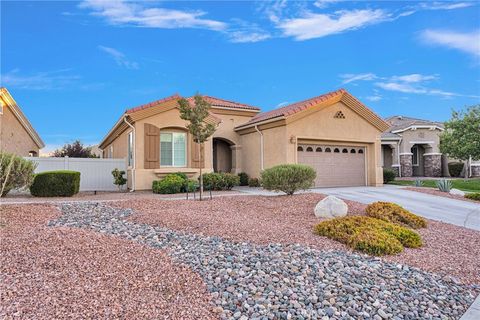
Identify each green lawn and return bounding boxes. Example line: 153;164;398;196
389;178;480;193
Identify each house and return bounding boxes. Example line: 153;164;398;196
0;87;45;156
99;89;390;190
381;115;447;177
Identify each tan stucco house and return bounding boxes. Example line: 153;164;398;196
381;116;446;177
99;89;390;190
0;87;45;156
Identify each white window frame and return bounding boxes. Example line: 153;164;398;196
160;132;187;167
108;145;114;159
127;131;133;167
411;146;419;166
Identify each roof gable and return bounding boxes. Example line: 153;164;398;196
235;89;390;132
385;115;444;133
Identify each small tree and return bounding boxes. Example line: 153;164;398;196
178;94;217;200
440;105;480;177
111;168;127;191
53;140;98;158
0;152;37;197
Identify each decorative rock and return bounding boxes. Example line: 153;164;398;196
314;196;348;219
449;188;465;196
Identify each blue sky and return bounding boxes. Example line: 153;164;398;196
1;0;479;152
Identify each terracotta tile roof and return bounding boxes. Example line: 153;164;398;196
125;93;181;114
239;88;346;127
201;95;260;111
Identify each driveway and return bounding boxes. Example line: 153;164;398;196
316;185;480;231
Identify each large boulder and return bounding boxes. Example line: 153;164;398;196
314;196;348;219
449;188;465;196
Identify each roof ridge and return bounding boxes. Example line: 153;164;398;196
201;95;260;110
125;93;181;114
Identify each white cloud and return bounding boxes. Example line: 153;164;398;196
375;81;479;98
1;69;80;90
420;29;480;57
390;74;438;83
80;0;227;31
418;2;474;10
365;95;382;102
98;45;139;69
229;31;271;43
277;9;390;41
340;73;377;84
313;0;342;9
277;101;289;107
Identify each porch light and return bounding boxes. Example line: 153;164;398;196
290;135;296;144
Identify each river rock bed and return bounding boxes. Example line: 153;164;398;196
49;202;477;320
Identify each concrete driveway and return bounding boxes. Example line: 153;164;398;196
316;185;480;231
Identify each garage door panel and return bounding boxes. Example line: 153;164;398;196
298;144;366;187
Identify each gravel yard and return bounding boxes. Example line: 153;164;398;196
119;194;480;285
0;204;214;319
48;202;478;319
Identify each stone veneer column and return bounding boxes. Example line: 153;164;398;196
390;165;400;177
424;154;442;177
471;165;480;177
399;154;413;177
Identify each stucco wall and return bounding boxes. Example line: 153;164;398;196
397;129;441;153
0;103;39;156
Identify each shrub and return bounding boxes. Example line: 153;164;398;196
383;169;396;184
238;172;249;186
152;174;184;194
436;179;452;192
448;162;464;177
0;152;37;196
248;177;261;187
465;192;480;201
314;216;422;256
365;202;427;229
30;170;80;197
261;164;316;195
111;168;127;190
414;179;423;187
201;172;240;191
185;179;198;193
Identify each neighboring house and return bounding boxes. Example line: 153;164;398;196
381;116;445;177
99;89;389;190
0;87;45;156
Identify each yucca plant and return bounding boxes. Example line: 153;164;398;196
436;179;452;192
414;179;423;187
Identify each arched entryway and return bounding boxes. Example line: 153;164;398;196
213;138;233;173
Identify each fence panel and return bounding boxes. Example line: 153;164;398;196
25;157;126;191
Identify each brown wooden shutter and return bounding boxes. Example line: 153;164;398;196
144;123;160;169
190;135;205;168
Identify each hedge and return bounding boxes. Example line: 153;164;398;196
201;172;240;191
383;168;396;184
152;174;185;194
30;170;80;197
261;164;316;195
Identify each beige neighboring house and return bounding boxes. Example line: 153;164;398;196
381;116;446;177
0;87;45;156
99;89;389;190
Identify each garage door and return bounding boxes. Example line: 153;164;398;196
297;144;366;187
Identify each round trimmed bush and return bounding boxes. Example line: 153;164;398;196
238;172;249;186
349;227;403;256
366;201;427;229
30;170;80;197
448;162;464;177
152;174;184;194
383;168;396;183
248;177;261;187
261;164;316;195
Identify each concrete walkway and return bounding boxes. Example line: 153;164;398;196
461;294;480;320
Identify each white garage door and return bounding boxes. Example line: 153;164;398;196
298;144;366;187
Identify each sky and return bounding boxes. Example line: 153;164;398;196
1;0;479;153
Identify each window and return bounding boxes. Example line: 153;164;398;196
412;146;419;166
334;148;340;153
358;149;364;154
297;146;303;152
306;147;313;152
325;147;331;152
316;147;322;152
108;145;113;158
160;132;186;167
127;131;133;166
350;149;356;154
342;148;348;153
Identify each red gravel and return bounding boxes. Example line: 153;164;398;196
0;204;215;320
120;194;480;285
404;187;480;204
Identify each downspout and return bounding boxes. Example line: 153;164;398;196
123;116;136;192
254;125;264;171
397;138;402;177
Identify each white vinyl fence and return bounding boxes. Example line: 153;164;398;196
25;157;126;191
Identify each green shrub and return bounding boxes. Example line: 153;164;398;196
0;152;37;196
201;172;240;191
152;174;184;194
238;172;249;186
185;179;198;192
261;164;316;195
465;192;480;201
383;168;396;184
448;162;464;177
111;168;127;190
313;216;422;256
366;201;427;229
248;177;261;187
30;170;80;197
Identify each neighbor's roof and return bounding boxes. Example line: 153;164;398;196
0;87;45;149
384;115;444;132
381;132;401;140
235;88;390;132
